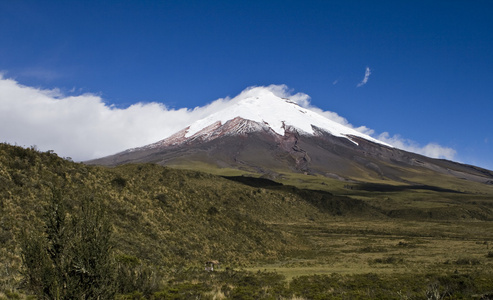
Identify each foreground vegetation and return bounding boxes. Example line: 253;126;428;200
1;143;493;299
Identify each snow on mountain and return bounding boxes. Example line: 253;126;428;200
126;86;392;153
183;87;390;147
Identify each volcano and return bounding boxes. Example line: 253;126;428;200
88;87;493;185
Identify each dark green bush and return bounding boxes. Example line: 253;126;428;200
20;189;116;299
455;257;481;265
111;176;127;188
372;256;404;264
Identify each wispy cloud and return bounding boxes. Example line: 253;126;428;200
357;67;371;87
0;76;456;162
18;68;62;81
376;132;456;160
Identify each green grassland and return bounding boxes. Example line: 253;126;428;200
1;143;493;299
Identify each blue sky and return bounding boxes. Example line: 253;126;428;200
1;0;492;170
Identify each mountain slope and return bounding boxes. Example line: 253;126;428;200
88;88;493;187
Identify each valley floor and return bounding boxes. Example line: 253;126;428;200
249;218;493;280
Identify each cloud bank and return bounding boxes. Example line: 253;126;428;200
357;67;371;87
0;75;230;160
0;76;456;161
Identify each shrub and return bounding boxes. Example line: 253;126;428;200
4;291;20;299
20;189;116;299
372;256;403;264
455;258;481;265
112;176;127;188
115;255;162;296
289;274;340;299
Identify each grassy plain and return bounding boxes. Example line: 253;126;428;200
249;218;493;279
1;143;493;299
172;161;493;298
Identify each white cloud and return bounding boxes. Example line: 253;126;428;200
357;67;371;87
376;132;456;160
0;76;457;162
0;75;232;161
253;84;312;107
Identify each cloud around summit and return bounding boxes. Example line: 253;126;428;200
0;76;456;161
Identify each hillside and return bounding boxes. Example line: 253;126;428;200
0;143;380;289
2;143;493;298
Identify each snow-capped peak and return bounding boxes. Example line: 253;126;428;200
184;87;389;146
